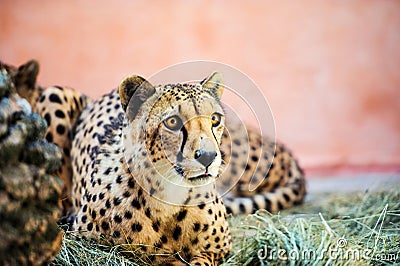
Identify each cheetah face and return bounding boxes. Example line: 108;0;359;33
120;72;225;186
154;94;225;185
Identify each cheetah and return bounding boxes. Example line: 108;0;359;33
7;59;306;265
4;59;90;214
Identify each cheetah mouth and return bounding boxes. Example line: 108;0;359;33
174;166;212;182
187;173;212;181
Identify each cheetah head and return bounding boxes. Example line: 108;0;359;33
119;72;225;187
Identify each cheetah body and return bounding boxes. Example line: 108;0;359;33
7;60;306;265
71;75;232;264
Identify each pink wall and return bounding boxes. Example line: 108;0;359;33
1;0;400;174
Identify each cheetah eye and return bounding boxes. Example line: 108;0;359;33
211;112;222;127
163;115;183;131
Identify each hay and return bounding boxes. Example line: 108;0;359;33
52;187;400;265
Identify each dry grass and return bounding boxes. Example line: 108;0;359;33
52;187;400;265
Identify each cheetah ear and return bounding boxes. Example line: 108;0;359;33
15;60;39;88
119;75;156;121
201;71;224;100
13;60;39;99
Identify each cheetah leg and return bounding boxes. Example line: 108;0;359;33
189;253;217;266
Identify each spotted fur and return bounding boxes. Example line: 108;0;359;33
218;122;306;215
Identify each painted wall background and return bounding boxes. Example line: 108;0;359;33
1;0;399;174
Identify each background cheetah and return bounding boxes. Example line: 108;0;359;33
6;59;306;264
4;60;90;215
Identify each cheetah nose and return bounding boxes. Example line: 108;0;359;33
194;150;217;168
